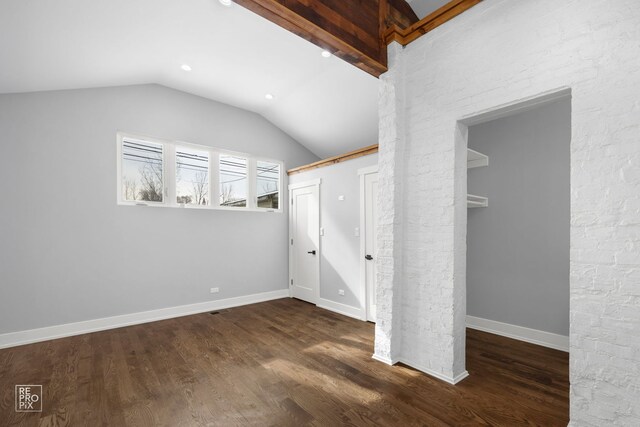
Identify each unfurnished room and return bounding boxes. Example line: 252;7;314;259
1;0;639;426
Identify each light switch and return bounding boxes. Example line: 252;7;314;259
320;227;325;236
338;195;345;201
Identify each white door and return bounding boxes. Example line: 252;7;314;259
290;183;320;304
364;172;378;322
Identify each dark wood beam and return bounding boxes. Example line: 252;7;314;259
235;0;418;78
386;0;419;29
384;0;482;46
234;1;479;77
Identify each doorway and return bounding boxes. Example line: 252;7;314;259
464;92;571;351
289;180;320;304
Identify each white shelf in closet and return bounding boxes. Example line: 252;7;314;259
467;194;488;208
467;149;489;208
467;148;489;169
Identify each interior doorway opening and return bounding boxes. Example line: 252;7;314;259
461;87;572;365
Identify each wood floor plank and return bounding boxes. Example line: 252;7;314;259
0;298;569;426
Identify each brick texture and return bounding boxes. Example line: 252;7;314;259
375;0;640;424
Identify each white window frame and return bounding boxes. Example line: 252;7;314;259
175;143;212;208
217;152;251;210
254;156;283;212
117;132;168;206
116;132;284;213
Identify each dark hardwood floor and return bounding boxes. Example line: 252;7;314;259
0;298;569;426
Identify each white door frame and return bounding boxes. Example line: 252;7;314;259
288;179;321;304
358;165;378;322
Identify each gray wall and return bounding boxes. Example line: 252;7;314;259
0;84;318;334
289;154;378;311
467;98;570;336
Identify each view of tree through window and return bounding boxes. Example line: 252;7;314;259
121;139;164;202
176;146;209;205
256;160;279;209
219;155;247;207
119;134;282;211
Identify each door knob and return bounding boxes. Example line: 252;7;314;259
307;250;316;255
365;255;373;260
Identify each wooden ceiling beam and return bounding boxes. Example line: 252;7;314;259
235;0;386;77
287;144;379;175
384;0;482;46
386;0;419;29
234;0;419;78
233;0;480;77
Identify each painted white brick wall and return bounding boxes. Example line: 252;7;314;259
375;0;640;424
375;43;406;363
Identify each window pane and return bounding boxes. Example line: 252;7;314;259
219;154;247;207
121;139;164;202
256;161;279;209
176;146;210;206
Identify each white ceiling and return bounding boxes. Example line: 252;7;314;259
0;0;449;158
0;0;381;159
407;0;450;19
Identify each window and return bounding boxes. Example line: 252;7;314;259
121;138;164;203
219;154;247;208
176;146;210;206
117;132;282;212
256;160;280;209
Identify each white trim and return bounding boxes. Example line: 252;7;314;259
116;203;282;213
466;315;569;352
357;164;378;176
288;178;321;191
317;298;363;320
371;353;396;365
371;353;469;385
397;357;470;385
459;87;571;126
288;182;294;298
0;289;289;349
210;151;220;208
247;157;258;210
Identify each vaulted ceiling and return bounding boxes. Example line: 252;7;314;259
0;0;449;158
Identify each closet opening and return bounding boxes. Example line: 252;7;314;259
462;89;571;381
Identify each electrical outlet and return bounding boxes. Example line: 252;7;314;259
338;289;345;296
210;287;219;294
338;195;345;201
354;227;360;237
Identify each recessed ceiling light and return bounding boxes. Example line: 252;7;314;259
321;50;332;58
181;64;192;72
219;0;232;6
265;93;275;100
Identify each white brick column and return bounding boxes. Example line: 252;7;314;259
374;42;406;364
375;42;468;382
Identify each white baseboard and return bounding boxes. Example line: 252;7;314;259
371;352;469;385
398;356;470;385
466;315;569;352
317;298;364;320
0;289;290;349
371;353;396;365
